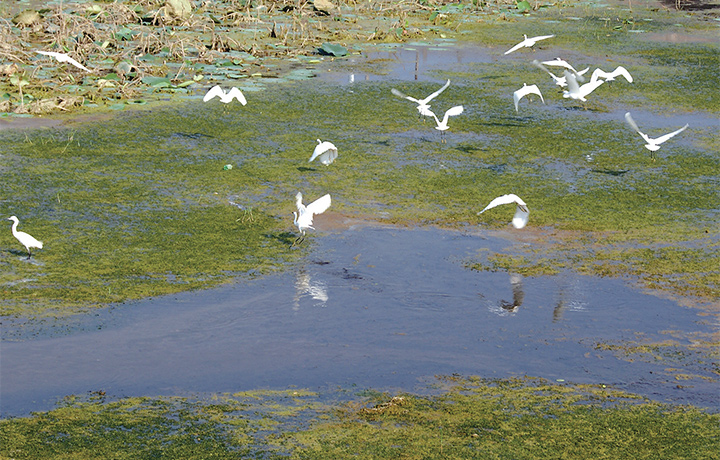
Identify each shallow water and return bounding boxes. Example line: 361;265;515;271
1;224;717;416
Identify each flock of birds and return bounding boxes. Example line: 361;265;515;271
7;36;692;257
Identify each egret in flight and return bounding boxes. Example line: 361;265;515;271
590;66;633;84
309;139;338;165
292;192;331;246
513;84;544;112
504;34;554;55
477;194;529;229
624;112;688;160
7;216;43;259
533;60;589;88
36;50;91;72
541;58;588;80
562;70;604;102
428;105;464;143
391;80;451;117
203;85;247;105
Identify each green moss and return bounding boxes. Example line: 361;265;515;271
3;377;718;460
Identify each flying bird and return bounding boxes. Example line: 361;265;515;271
513;84;544;112
590;66;633;84
624;112;688;158
391;80;451;117
203;85;247;105
477;194;529;229
292;192;332;246
541;58;588;80
7;216;43;259
562;70;604;102
35;50;91;72
504;34;555;55
309;139;338;166
427;105;464;143
533;60;589;87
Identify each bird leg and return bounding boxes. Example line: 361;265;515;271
26;250;31;260
291;234;305;247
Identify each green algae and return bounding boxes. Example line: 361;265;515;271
4;377;717;460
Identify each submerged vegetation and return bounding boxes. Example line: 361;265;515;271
1;377;718;459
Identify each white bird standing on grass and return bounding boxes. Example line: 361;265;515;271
309;139;338;166
504;34;555;55
391;79;451;117
203;85;247;105
590;66;633;84
292;192;332;246
7;216;43;259
427;105;464;143
562;70;604;102
36;50;91;72
477;194;529;229
624;112;688;158
513;84;544;112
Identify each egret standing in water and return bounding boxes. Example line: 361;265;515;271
292;192;332;246
428;105;464;143
7;216;43;259
477;194;529;229
309;139;338;166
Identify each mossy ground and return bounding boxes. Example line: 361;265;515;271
1;1;718;455
1;377;718;459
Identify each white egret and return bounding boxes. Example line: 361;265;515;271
427;105;464;143
477;194;529;229
590;66;633;84
7;216;43;259
562;70;604;102
540;58;588;81
292;192;332;246
624;112;688;159
504;34;554;55
391;79;451;117
513;83;544;112
203;85;247;105
36;50;91;72
532;60;589;87
309;139;338;166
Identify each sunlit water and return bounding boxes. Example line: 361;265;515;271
1;225;717;416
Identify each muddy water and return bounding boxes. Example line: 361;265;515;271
1;224;717;416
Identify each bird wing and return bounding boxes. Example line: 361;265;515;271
309;141;337;162
542;58;574;71
590;68;609;84
391;88;420;104
533;60;565;86
420;79;451;104
203;85;225;102
62;55;90;72
306;194;332;216
564;70;580;95
513;85;540;111
529;34;555;44
578;79;604;98
504;41;526;55
610;66;633;83
652;123;689;145
227;87;247;105
513;89;522;112
442;105;464;123
624;112;653;144
478;194;526;214
295;192;304;212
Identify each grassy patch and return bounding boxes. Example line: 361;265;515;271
4;377;718;459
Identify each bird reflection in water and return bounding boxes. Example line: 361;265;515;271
487;273;525;316
553;275;589;321
293;270;329;310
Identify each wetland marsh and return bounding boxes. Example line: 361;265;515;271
1;0;719;457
